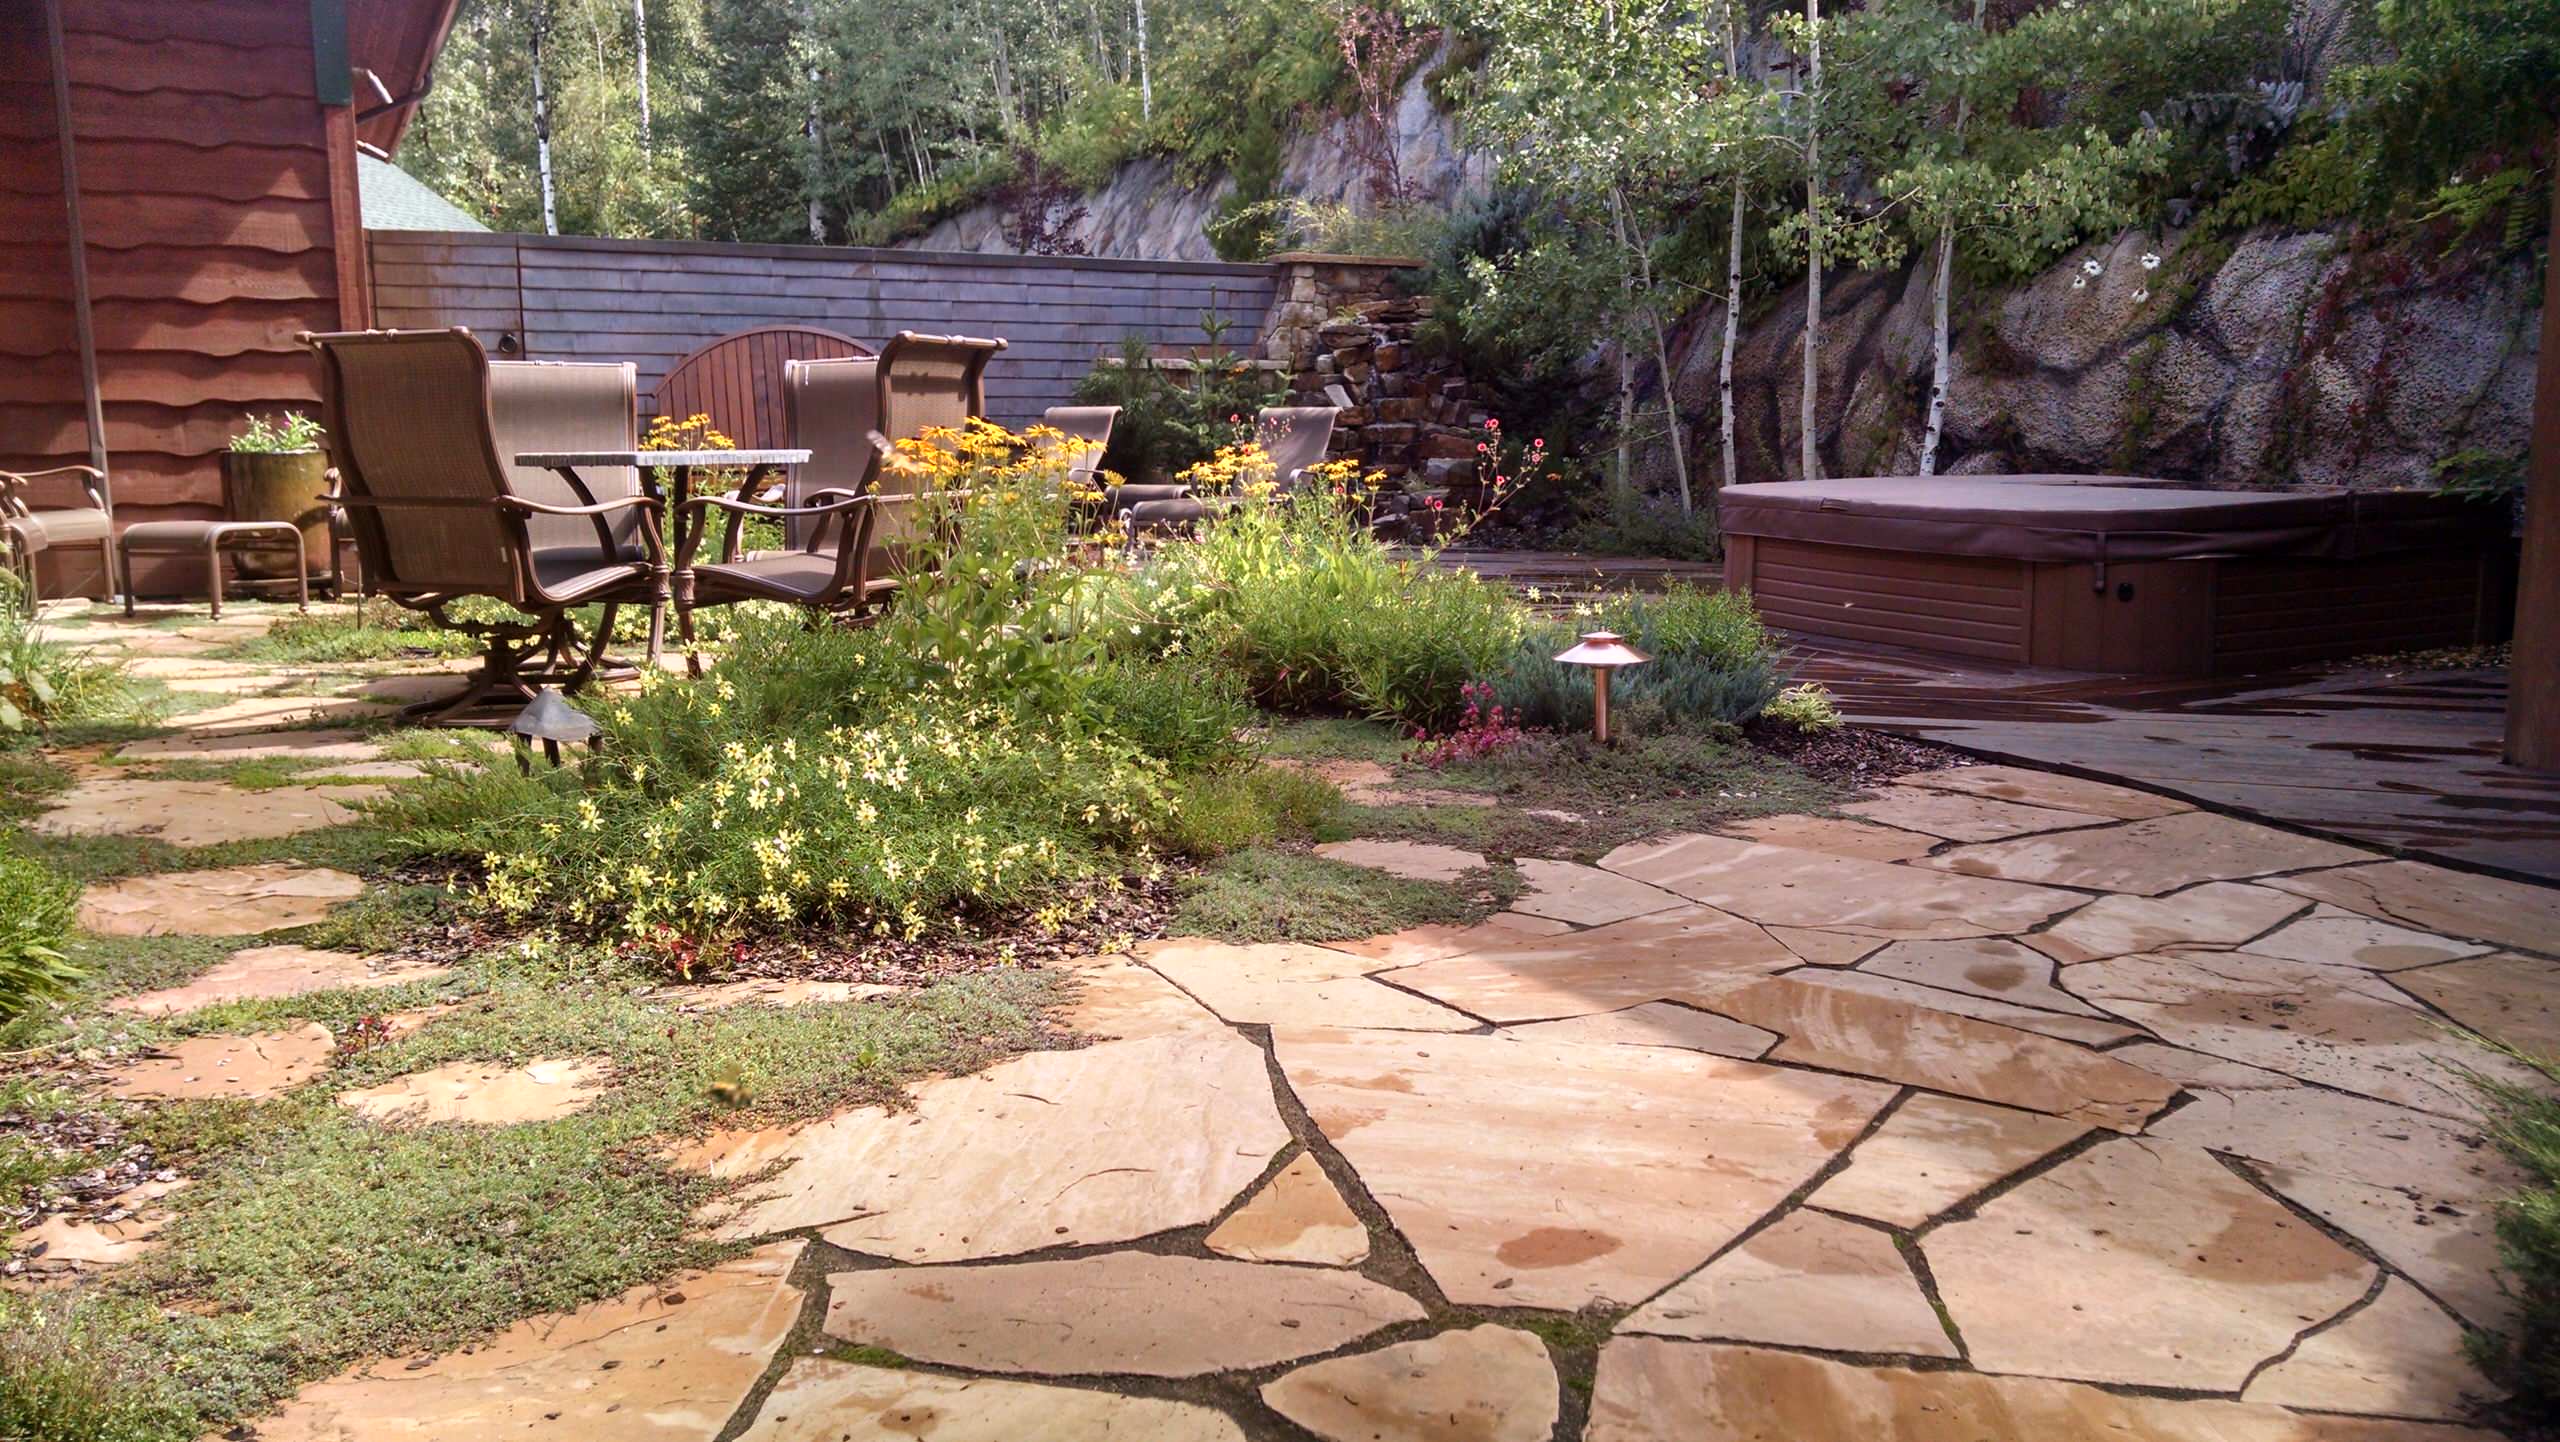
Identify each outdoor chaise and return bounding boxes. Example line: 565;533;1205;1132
668;332;1006;657
301;327;666;724
1121;405;1341;537
1;464;115;615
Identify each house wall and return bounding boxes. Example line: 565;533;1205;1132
0;0;361;593
369;231;1284;428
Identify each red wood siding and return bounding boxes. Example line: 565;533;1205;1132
1743;537;2034;663
0;0;355;543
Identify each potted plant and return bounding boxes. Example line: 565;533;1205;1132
222;411;329;581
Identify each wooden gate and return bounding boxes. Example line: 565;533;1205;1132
648;325;872;450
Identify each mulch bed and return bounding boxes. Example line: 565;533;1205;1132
1745;720;1970;790
701;870;1182;988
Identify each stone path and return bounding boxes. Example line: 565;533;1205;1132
14;601;2557;1438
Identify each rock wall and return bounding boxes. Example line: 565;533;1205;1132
1657;226;2538;493
913;48;1488;262
1261;254;1496;494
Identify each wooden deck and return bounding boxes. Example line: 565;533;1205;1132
1791;638;2560;884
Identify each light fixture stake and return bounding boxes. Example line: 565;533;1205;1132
1551;630;1652;744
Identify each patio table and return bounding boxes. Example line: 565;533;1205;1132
514;448;810;663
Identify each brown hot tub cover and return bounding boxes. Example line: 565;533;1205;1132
1717;477;2503;566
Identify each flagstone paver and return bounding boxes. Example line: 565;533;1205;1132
2141;1086;2521;1329
1204;1153;1371;1265
1694;978;2175;1130
101;1023;334;1100
1602;833;2083;939
2397;952;2560;1057
2026;882;2309;964
688;1030;1288;1259
339;1057;613;1126
249;1240;806;1441
75;863;366;936
1925;1138;2376;1389
2114;1041;2304;1091
160;693;393;733
1895;763;2195;820
2066;949;2538;1117
113;728;389;763
1379;905;1794;1024
1313;838;1489;881
1503;1001;1776;1058
820;1253;1423;1377
1840;786;2110;842
1056;958;1229;1038
1923;811;2375;895
1272;1027;1892;1309
1508;857;1688;926
2244;1279;2500;1420
1807;1093;2089;1228
670;978;905;1011
1764;924;1886;966
1583;1340;2501;1442
1858;936;2116;1018
1621;1210;1958;1357
737;1360;1248;1441
108;945;446;1017
2242;907;2492;972
1138;939;1476;1031
1788;968;2138;1046
8;1179;186;1279
1714;814;1937;862
1261;1325;1560;1442
2262;861;2560;954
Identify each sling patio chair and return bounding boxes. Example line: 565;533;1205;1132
667;332;1006;667
1122;404;1342;540
1;464;115;615
301;327;666;725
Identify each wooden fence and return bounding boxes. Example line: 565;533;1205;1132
367;230;1282;427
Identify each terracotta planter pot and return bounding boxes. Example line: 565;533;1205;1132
221;449;331;579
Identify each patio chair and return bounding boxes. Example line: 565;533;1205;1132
1;464;115;615
1122;405;1343;539
667;333;1004;661
300;327;665;724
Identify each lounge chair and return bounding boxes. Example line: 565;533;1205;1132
1122;405;1343;538
300;327;665;724
669;332;1006;658
1;464;114;614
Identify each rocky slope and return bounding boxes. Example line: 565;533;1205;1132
1659;225;2537;493
912;50;1487;261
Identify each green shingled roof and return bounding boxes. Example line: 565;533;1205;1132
358;154;489;232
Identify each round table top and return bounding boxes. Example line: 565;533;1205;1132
514;449;812;468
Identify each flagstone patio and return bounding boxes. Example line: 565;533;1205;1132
13;600;2558;1439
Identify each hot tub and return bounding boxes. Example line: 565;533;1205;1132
1719;476;2511;675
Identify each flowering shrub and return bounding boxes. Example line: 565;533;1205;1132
380;421;1221;947
1404;682;1527;768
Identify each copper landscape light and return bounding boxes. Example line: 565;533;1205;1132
1554;630;1650;743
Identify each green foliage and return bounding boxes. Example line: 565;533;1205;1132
1160;764;1341;857
1559;486;1723;562
2433;448;2528;505
0;836;80;1021
1156;478;1525;729
1073;336;1275;483
2333;0;2560;227
1761;681;1843;733
0;576;137;740
225;412;324;454
2465;1044;2560;1415
1488;584;1784;733
1171;846;1505;941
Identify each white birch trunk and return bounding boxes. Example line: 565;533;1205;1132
1134;0;1152;119
1608;189;1637;496
1723;176;1744;490
632;0;652;154
531;10;559;236
1799;0;1822;481
1918;0;1987;476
